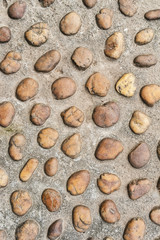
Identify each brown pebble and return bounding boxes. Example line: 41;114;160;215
83;0;97;8
40;0;55;7
105;32;125;59
61;133;82;159
20;158;39;182
129;111;151;134
0;230;7;240
16;78;39;101
92;102;120;128
51;77;76;100
135;28;154;45
8;1;26;19
145;10;160;20
123;218;145;240
96;9;113;30
118;0;138;17
44;158;58;177
8;133;26;161
0;102;15;127
67;170;90;195
134;54;157;67
42;188;61;212
15;220;39;240
128;142;150;168
10;190;32;216
37;128;59;149
95;138;123;160
104;237;114;240
61;106;84;127
115;73;136;97
35;50;61;72
128;178;151;200
100;200;120;223
47;219;63;240
60;12;81;35
73;205;92;232
0;27;11;43
140;84;160;107
97;173;121;194
0;51;21;74
30;103;51;126
0;167;9;187
157;141;160;160
150;207;160;225
72;47;93;70
86;72;110;97
25;22;49;47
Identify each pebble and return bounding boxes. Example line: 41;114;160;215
92;102;120;128
100;200;120;223
135;28;154;45
82;0;97;8
47;219;63;240
8;133;26;161
73;205;92;232
37;128;58;149
51;77;76;100
8;1;26;19
60;12;81;35
157;141;160;160
0;230;7;240
134;54;157;68
129;111;151;134
86;72;110;97
150;207;160;225
40;0;55;7
104;237;114;240
16;78;39;101
95;138;123;160
97;173;121;194
15;220;39;240
96;9;113;30
34;50;61;72
104;32;125;59
128;178;151;200
67;170;90;195
0;51;21;74
42;188;61;212
118;0;138;17
115;73;136;97
30;103;51;126
25;22;49;46
44;158;58;177
145;10;160;20
20;158;39;182
0;27;11;43
10;190;32;216
0;102;15;127
71;47;93;70
0;168;9;187
140;84;160;107
123;218;145;240
128;142;150;168
61;133;82;159
61;106;84;128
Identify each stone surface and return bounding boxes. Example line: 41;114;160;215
37;128;58;149
30;103;51;126
95;138;123;160
82;0;97;8
40;0;55;7
0;168;8;188
150;207;160;225
73;205;92;232
20;158;39;182
135;28;154;45
8;1;26;19
129;111;151;134
134;54;157;68
0;27;11;43
128;178;151;200
42;188;61;212
72;47;93;70
97;173;121;194
61;106;84;127
145;9;160;20
0;230;7;240
123;218;146;240
60;12;81;35
0;51;21;74
157;141;160;160
47;219;63;240
8;133;26;161
118;0;138;17
115;73;136;97
0;102;15;127
15;220;39;240
100;200;120;223
96;9;113;30
16;78;39;101
140;84;160;107
44;158;58;177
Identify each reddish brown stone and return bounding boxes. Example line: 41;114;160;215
0;102;15;127
8;133;26;161
73;205;92;232
30;103;51;126
0;51;21;74
100;200;120;223
145;10;160;20
47;219;63;240
83;0;97;8
37;128;58;149
42;188;61;212
72;47;93;70
61;106;84;127
128;179;151;200
0;27;11;43
8;1;26;19
44;158;58;177
134;54;157;68
16;78;39;101
123;218;146;240
15;220;39;240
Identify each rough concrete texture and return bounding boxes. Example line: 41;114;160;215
0;0;160;239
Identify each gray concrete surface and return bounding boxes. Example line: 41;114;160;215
0;0;160;239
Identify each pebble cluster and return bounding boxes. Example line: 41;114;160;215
0;0;160;239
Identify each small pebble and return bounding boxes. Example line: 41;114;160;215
140;84;160;107
0;230;7;240
123;218;145;240
118;0;138;17
60;12;81;35
61;106;84;128
96;9;113;30
47;219;63;240
25;22;49;46
10;190;32;216
82;0;97;8
129;111;151;134
20;158;39;182
42;188;61;212
135;28;154;45
92;102;120;128
16;78;39;101
97;173;121;194
95;138;123;160
0;51;21;74
30;103;51;126
73;205;92;232
71;47;93;70
128;178;151;200
40;0;55;7
86;72;110;97
35;50;61;72
150;207;160;225
15;220;39;240
0;102;15;127
134;54;157;67
67;170;90;195
104;237;114;240
37;128;59;149
44;158;58;177
61;133;82;159
8;133;26;161
145;9;160;20
8;1;26;19
51;77;76;100
0;167;9;187
116;73;136;97
100;199;120;223
157;141;160;160
0;27;11;43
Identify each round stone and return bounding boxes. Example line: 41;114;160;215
16;78;39;101
37;128;59;149
47;219;63;240
0;27;11;43
129;111;151;134
150;207;160;225
15;220;39;240
8;133;26;161
0;102;15;127
115;73;136;97
100;200;120;223
123;218;146;240
71;47;93;70
118;0;138;17
128;178;151;200
0;168;9;187
8;1;26;19
140;84;160;107
135;28;154;45
73;205;92;232
97;173;121;194
0;51;21;74
30;103;51;126
61;106;84;127
44;158;58;177
60;12;81;35
42;188;61;212
96;9;113;30
82;0;97;8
